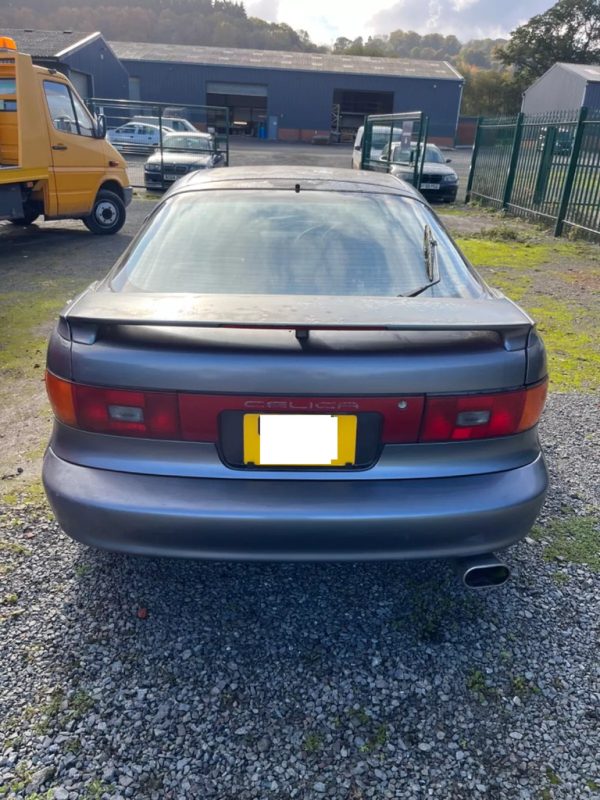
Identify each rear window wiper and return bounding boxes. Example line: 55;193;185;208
402;224;441;298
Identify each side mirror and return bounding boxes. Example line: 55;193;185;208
446;158;452;163
95;114;107;139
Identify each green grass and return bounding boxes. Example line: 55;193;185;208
0;286;74;380
455;235;600;391
532;515;600;570
303;732;323;753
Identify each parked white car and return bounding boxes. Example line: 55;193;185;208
107;122;174;150
132;116;197;133
352;124;405;169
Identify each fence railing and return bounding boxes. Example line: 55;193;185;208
466;108;600;239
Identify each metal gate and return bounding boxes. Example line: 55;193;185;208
88;98;230;191
360;112;429;189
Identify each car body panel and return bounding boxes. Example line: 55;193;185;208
43;166;548;561
43;448;547;560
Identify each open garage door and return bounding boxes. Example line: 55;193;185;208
332;89;393;142
206;82;267;137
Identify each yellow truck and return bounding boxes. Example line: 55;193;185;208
0;35;131;234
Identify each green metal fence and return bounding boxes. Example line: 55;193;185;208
467;108;600;239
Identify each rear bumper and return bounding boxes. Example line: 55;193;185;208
43;449;548;560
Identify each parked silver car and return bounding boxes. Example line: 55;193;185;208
43;167;548;586
144;132;225;191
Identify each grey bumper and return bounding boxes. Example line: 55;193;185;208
43;449;548;561
123;186;133;207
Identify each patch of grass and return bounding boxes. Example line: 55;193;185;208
360;723;388;753
0;286;74;380
303;732;323;753
64;737;82;755
586;779;600;791
476;225;532;243
0;540;32;556
84;780;110;800
511;675;541;697
34;688;65;734
528;296;600;391
466;669;487;694
456;237;560;269
69;690;95;718
2;593;18;605
2;481;49;508
532;515;600;571
546;767;562;785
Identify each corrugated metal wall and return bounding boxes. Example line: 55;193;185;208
63;38;130;100
522;65;586;114
120;59;462;140
584;82;600;110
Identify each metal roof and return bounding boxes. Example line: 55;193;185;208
3;28;99;59
111;40;462;81
557;62;600;82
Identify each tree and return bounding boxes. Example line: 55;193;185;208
496;0;600;82
459;65;525;115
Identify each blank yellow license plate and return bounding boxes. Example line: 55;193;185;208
243;414;357;466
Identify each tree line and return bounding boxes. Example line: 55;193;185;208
4;0;600;115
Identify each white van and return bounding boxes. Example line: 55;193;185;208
352;124;405;169
133;116;197;133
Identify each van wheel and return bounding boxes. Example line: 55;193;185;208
83;190;126;235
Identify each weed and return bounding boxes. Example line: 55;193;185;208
532;515;600;571
303;732;323;753
2;593;18;605
586;779;599;791
74;563;92;578
360;723;388;753
70;690;94;718
85;780;109;800
64;737;82;754
546;766;561;785
0;540;32;556
466;669;489;696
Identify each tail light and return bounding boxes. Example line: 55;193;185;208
420;381;547;442
46;372;547;444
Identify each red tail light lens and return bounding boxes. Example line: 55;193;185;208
420;381;547;442
45;372;547;444
46;373;180;438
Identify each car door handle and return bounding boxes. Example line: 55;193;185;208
52;144;68;151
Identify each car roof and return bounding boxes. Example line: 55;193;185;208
164;166;424;201
164;131;212;138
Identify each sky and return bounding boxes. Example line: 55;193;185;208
245;0;555;45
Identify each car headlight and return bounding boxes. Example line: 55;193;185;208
145;164;161;173
442;174;458;183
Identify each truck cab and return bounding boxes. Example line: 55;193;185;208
0;35;131;234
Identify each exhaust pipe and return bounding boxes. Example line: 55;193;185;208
454;554;510;589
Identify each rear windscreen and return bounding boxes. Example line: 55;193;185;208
111;190;485;298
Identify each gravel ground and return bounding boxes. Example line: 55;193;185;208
1;393;598;800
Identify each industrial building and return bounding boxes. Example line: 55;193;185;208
522;62;600;115
6;28;463;144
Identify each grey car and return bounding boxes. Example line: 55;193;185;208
384;143;459;203
144;132;225;190
43;167;548;586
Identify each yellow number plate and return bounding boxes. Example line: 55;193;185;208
243;414;357;466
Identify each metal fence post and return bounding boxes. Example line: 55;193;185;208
502;112;524;209
554;106;588;237
465;116;483;203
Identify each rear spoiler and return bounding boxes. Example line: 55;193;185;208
62;291;534;351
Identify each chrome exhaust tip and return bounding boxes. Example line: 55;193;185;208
455;554;511;589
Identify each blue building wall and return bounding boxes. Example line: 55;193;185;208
120;59;462;141
63;37;129;100
584;82;600;110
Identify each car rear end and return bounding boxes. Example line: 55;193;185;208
42;168;548;563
